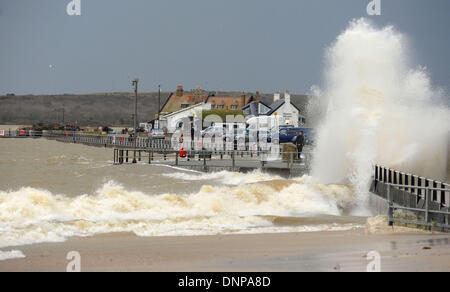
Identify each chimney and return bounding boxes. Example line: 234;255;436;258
176;85;184;97
284;90;291;104
241;93;247;107
273;92;281;102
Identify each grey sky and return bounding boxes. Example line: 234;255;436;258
0;0;449;95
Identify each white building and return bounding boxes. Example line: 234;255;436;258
266;91;306;127
160;103;212;134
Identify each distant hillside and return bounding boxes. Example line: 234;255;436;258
0;92;311;126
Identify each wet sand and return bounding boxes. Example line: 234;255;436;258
1;229;449;272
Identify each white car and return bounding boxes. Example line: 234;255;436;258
149;129;165;139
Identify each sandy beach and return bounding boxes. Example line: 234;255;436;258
1;228;449;272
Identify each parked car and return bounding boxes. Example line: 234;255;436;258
268;127;314;144
149;129;165;139
201;126;225;138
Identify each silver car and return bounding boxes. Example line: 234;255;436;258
149;129;165;139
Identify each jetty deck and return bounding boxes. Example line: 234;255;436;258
113;148;310;178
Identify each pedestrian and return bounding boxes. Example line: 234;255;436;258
295;131;304;160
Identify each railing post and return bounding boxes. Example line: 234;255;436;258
417;177;422;197
432;181;437;202
175;151;179;166
425;187;430;226
441;183;446;206
203;153;207;172
232;152;235;170
387;184;393;226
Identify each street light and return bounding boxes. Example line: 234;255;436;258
158;85;161;129
132;78;139;163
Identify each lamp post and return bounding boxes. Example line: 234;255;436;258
132;78;139;163
158;85;161;129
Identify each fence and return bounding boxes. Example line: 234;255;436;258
48;132;172;150
113;147;311;175
373;165;449;230
0;129;43;137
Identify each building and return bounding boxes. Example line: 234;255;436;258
205;93;248;110
241;100;271;117
265;91;306;127
159;102;212;134
159;85;250;133
160;85;249;114
159;85;306;133
160;86;207;114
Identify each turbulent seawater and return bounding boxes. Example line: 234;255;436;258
2;19;448;259
0;139;365;253
310;19;450;208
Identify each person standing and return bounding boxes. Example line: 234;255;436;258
295;131;305;159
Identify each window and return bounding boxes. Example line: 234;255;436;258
259;105;270;114
230;105;237;110
217;105;224;110
181;104;190;109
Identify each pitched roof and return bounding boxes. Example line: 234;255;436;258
241;100;270;111
205;96;246;109
266;99;304;116
161;92;207;113
162;103;205;118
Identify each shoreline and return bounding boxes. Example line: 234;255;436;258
1;228;449;272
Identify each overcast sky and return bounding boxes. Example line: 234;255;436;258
0;0;449;95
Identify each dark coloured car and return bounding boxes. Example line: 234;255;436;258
269;127;314;144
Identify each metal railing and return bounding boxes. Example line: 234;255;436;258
113;148;310;171
374;165;449;230
374;165;449;207
0;129;43;137
385;184;449;230
48;132;172;150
